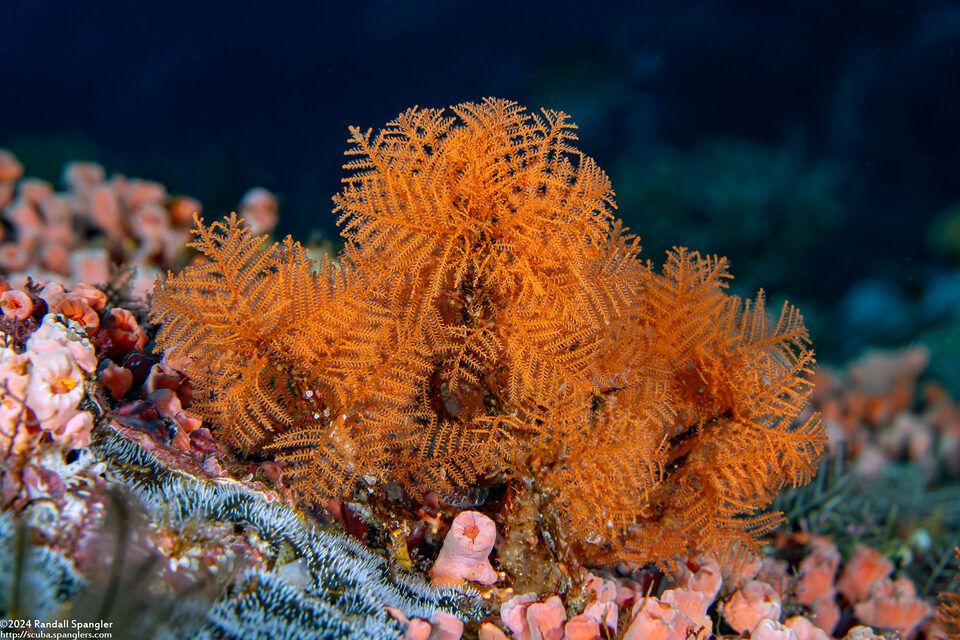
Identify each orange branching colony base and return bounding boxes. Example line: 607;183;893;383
938;548;960;637
149;98;824;569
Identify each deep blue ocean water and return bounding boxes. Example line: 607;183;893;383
2;0;959;363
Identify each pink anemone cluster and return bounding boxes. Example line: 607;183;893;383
713;538;934;639
0;278;206;505
814;345;960;478
0;151;197;293
394;503;942;640
0;150;281;299
492;575;621;640
1;312;96;453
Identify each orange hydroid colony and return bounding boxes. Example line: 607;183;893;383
149;98;824;569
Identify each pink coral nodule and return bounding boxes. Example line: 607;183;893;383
751;619;800;640
723;580;782;635
102;308;147;356
526;595;566;640
852;577;932;636
429;510;497;586
623;596;696;640
836;544;894;603
0;289;33;321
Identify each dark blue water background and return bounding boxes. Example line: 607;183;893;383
2;0;959;362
